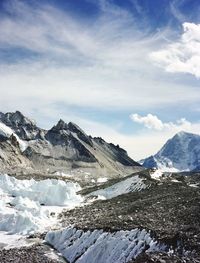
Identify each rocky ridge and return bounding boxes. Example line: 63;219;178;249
0;111;141;180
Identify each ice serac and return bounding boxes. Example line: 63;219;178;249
141;131;200;172
45;226;162;263
0;111;141;178
0;174;83;235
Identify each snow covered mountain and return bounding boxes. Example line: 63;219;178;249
141;131;200;172
0;111;141;179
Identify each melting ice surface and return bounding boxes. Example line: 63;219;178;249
0;174;83;240
46;226;164;263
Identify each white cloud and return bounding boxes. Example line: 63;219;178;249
130;113;191;131
151;22;200;78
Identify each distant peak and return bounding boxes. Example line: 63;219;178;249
173;131;198;139
58;119;65;125
15;110;24;116
176;131;187;136
8;111;25;119
2;111;36;126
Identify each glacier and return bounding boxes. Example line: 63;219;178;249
0;174;83;236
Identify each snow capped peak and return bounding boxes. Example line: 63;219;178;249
0;111;40;140
173;130;199;139
142;131;200;172
175;130;187;137
3;111;35;126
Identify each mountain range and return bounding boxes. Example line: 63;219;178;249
1;111;200;176
0;111;141;179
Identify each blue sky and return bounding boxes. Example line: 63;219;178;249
0;0;200;159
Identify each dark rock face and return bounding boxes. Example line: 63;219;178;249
142;156;158;169
45;127;70;146
108;142;140;166
68;122;93;147
93;137;140;167
69;134;97;162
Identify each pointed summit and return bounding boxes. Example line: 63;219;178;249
3;111;34;126
53;119;68;131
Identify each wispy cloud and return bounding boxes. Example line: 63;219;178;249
170;0;187;23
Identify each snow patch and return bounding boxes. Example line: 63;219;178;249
189;184;199;188
46;226;164;263
97;177;108;183
88;175;147;199
0;231;34;249
150;169;163;180
54;171;72;177
171;179;181;183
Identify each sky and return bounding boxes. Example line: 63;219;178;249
0;0;200;160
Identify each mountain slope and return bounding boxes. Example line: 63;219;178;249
0;111;141;179
141;131;200;172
